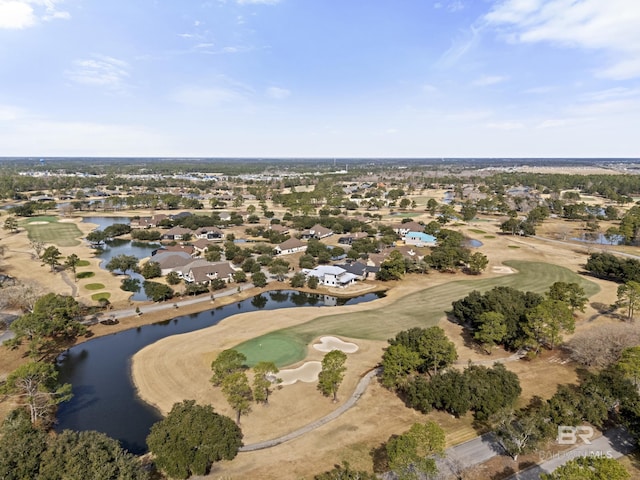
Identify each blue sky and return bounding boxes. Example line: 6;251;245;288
1;0;639;158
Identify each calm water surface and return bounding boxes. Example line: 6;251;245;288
56;290;382;453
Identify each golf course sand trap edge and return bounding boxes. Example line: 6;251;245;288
313;336;359;353
29;221;50;225
492;266;516;274
278;361;322;385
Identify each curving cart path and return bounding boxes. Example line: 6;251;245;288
239;367;381;452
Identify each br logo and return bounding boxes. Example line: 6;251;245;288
557;426;594;445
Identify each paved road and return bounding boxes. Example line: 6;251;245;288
239;368;381;452
508;427;636;479
83;282;256;323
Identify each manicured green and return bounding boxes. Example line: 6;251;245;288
22;216;82;247
76;260;90;267
484;235;496;239
91;292;111;301
235;261;599;367
236;332;307;368
508;245;520;249
76;271;95;279
468;229;486;234
85;283;105;290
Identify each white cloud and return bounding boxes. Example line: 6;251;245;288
422;83;439;93
445;109;493;121
485;0;640;79
0;104;27;121
65;55;130;90
472;75;508;86
0;0;69;29
438;25;481;67
485;121;524;130
266;86;290;100
172;86;248;107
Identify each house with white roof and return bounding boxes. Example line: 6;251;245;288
403;231;437;247
302;265;357;288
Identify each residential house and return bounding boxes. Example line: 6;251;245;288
392;221;425;237
334;261;378;280
275;238;307;255
337;232;369;245
195;227;224;241
301;224;333;240
162;226;194;241
403;231;437;247
302;265;357;288
192;238;213;255
153;245;196;257
153;251;193;275
181;262;237;285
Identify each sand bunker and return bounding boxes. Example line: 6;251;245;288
492;266;515;274
58;218;76;223
29;221;49;225
278;361;321;386
313;336;359;353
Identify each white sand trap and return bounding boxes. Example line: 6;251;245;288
59;219;76;222
313;336;359;353
492;266;515;274
278;361;322;385
29;221;49;225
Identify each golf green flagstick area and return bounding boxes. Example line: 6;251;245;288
235;261;599;367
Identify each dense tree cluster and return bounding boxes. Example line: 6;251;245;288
495;363;640;461
381;327;457;390
404;363;521;420
585;253;640;284
0;409;147;480
7;293;87;357
452;283;580;354
146;400;242;479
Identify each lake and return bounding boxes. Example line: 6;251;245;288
82;217;158;301
55;290;382;454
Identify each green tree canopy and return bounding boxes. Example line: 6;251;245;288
0;409;48;480
317;350;347;402
386;421;445;480
146;400;242;479
253;361;280;404
222;371;253;424
210;349;247;386
0;361;72;426
8;293;86;357
105;254;139;275
41;246;61;272
541;456;630;480
39;430;148;480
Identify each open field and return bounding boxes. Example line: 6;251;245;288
21;216;83;247
235;261;599;366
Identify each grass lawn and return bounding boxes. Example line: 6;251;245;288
77;260;91;267
85;283;105;290
77;271;95;279
91;292;110;301
22;216;82;247
508;245;521;249
468;229;486;234
484;235;496;239
235;261;599;367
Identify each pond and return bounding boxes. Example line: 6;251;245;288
82;217;158;301
467;239;483;248
55;290;383;454
570;232;623;245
